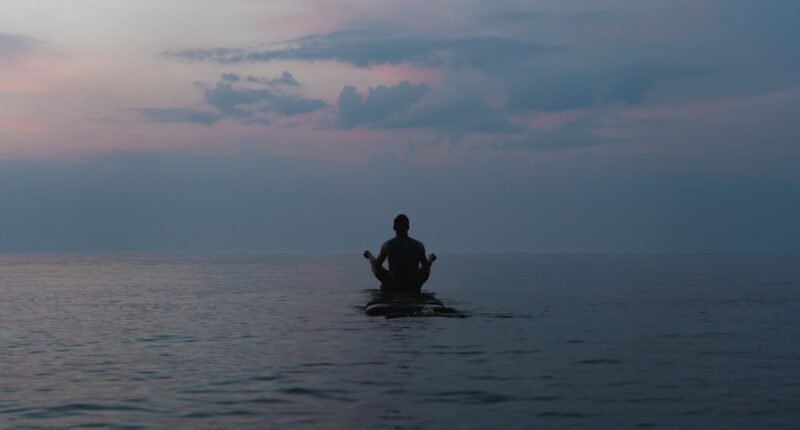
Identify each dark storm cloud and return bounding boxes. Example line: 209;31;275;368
141;71;326;125
163;29;554;71
140;108;222;125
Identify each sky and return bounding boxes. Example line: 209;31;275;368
1;0;799;253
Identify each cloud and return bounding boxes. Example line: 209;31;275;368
154;2;796;152
221;72;240;82
267;71;300;87
505;65;697;112
384;95;520;134
336;81;429;127
335;80;522;133
140;108;222;125
162;27;690;120
203;81;325;117
163;29;553;72
267;94;326;116
0;32;38;62
223;71;300;87
203;82;272;117
141;71;326;125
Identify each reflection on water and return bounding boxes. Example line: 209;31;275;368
1;254;800;428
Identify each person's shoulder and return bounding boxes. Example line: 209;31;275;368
409;237;424;247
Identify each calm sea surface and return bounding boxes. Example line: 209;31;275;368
2;254;800;429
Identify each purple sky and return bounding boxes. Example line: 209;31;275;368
1;0;799;253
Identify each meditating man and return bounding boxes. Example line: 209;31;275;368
364;214;437;294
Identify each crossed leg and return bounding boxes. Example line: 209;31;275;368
364;251;437;287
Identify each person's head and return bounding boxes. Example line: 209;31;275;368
393;214;410;235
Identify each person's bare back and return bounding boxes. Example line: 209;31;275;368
364;214;436;293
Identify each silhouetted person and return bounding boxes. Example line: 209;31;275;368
364;214;436;294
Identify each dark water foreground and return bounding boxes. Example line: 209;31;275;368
1;254;800;429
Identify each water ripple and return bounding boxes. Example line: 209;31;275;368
426;390;517;404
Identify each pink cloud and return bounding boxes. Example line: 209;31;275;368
531;110;585;130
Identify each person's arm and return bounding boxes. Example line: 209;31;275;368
376;242;388;267
419;243;430;270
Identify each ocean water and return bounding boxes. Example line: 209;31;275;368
1;254;800;429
